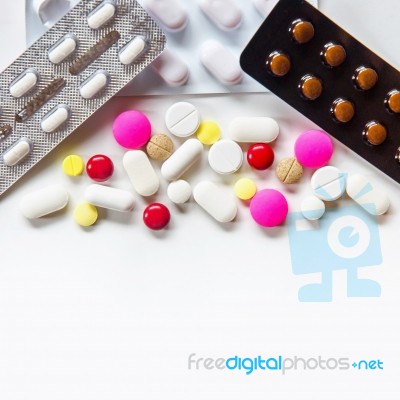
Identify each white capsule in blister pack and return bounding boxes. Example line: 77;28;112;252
80;70;110;99
87;0;117;29
2;138;33;166
48;34;78;64
9;69;39;98
119;36;148;65
41;104;71;133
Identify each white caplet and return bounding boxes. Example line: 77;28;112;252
20;185;69;219
161;138;203;181
194;181;237;223
151;48;189;86
41;105;70;132
123;150;159;196
198;0;242;30
85;184;135;212
228;117;279;143
119;36;147;65
2;138;32;166
9;70;38;98
145;0;188;31
346;174;390;215
200;40;243;85
48;35;77;64
87;1;116;29
80;70;109;99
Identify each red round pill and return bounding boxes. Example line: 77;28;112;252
86;154;114;182
247;143;274;170
143;203;170;230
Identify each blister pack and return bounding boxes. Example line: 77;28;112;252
240;0;400;184
26;0;318;96
0;0;166;196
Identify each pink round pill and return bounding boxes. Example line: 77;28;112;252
250;189;288;227
112;110;151;149
294;130;333;168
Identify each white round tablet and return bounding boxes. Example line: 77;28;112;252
208;139;243;175
301;196;326;220
311;166;346;201
167;180;192;204
165;102;200;137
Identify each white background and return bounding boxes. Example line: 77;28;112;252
0;1;400;399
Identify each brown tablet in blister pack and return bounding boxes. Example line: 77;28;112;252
240;0;400;184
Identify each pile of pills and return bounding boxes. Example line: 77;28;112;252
18;100;391;230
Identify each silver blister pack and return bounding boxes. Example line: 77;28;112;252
0;0;166;196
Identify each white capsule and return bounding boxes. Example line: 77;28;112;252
208;140;243;175
41;104;70;133
123;150;159;197
167;180;192;204
165;102;200;138
48;35;77;64
145;0;188;31
151;48;189;86
301;196;325;220
9;69;38;98
119;36;147;65
228;117;279;143
20;185;69;219
85;184;135;212
80;70;109;99
311;166;346;201
2;138;32;166
346;174;390;215
87;1;116;29
194;181;237;223
161;138;203;181
198;0;242;30
200;40;242;85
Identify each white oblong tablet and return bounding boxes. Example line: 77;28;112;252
252;0;276;17
85;184;135;212
161;138;203;181
41;104;71;132
145;0;187;31
9;69;38;98
119;36;147;65
151;48;189;86
208;139;243;175
200;40;243;85
346;174;390;215
48;35;77;64
2;138;33;166
311;166;346;201
87;0;116;29
123;150;159;197
167;180;192;204
20;185;69;219
198;0;242;30
165;102;200;138
80;70;109;99
301;196;325;220
228;117;279;143
194;181;237;223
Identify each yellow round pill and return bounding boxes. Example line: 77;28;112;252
62;155;84;176
73;202;98;227
196;121;221;145
234;178;257;200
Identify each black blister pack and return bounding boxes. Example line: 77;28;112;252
240;0;400;184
